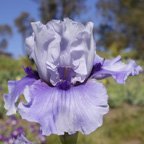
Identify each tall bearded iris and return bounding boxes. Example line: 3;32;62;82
4;18;142;137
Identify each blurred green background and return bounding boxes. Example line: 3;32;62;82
0;0;144;144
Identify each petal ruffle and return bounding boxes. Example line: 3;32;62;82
18;79;109;135
26;18;96;85
92;55;142;84
70;21;96;83
3;77;36;115
26;21;61;84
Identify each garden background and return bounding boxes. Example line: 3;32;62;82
0;0;144;143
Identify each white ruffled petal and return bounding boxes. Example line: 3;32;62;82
26;18;96;85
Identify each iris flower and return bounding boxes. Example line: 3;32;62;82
4;18;142;136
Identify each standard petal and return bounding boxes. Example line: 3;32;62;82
69;21;96;83
63;18;85;41
92;56;142;83
26;21;61;84
25;33;35;59
26;18;96;85
18;79;109;135
3;77;36;115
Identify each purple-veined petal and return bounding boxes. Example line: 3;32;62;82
3;77;36;115
18;79;109;135
92;55;142;83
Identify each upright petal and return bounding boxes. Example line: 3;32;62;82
69;21;96;83
59;18;96;83
92;55;142;83
25;33;35;59
26;18;96;85
26;21;61;84
18;79;109;135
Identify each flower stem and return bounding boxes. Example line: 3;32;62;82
59;132;78;144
